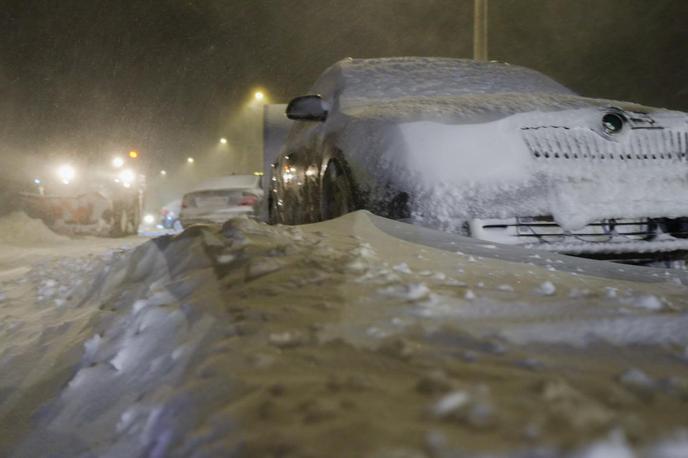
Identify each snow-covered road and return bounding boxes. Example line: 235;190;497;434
1;211;687;457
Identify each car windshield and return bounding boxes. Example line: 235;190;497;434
184;188;256;208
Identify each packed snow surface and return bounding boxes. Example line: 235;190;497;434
1;211;688;457
0;211;68;244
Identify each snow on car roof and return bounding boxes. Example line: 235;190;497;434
190;175;260;192
311;57;575;102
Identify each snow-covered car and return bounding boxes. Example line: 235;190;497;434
269;57;688;260
179;175;263;227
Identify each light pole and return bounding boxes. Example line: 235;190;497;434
473;0;488;61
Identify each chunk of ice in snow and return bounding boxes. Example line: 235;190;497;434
269;332;303;348
83;334;103;359
619;368;654;389
352;243;376;258
216;253;236;264
465;289;476;300
392;263;412;274
632;295;665;311
379;283;431;301
497;284;514;292
535;281;556;296
432;391;469;417
133;299;149;314
432;272;446;281
571;430;633;458
605;287;618;298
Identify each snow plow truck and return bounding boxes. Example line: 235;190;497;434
19;157;144;237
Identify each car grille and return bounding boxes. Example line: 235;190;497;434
482;216;656;243
521;126;688;161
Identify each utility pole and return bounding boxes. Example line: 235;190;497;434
473;0;488;61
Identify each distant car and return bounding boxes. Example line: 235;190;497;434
180;175;263;227
270;57;688;260
160;199;182;230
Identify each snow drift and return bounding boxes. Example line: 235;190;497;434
3;212;688;457
0;211;68;244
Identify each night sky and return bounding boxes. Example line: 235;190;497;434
1;0;687;185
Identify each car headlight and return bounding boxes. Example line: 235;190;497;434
602;110;626;135
57;164;76;184
119;169;135;185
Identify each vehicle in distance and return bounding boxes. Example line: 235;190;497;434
269;57;688;260
180;175;263;227
21;158;143;237
160;199;182;230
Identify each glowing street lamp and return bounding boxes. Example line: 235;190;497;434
160;170;167;176
187;157;195;164
128;150;139;159
220;137;228;145
254;91;264;102
112;157;124;168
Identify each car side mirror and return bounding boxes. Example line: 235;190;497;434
286;95;328;122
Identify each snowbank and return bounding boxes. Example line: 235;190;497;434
0;211;68;244
2;212;688;457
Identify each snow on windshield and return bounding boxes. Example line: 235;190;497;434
312;57;575;104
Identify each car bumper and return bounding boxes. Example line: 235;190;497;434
180;208;254;226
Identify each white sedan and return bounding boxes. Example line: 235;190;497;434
180;175;263;227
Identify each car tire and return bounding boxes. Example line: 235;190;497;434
321;160;353;220
268;192;279;225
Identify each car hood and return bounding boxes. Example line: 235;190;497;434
338;92;656;125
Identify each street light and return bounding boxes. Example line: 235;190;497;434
254;91;265;101
112;157;124;168
187;157;195;164
220;137;228;145
160;170;167;176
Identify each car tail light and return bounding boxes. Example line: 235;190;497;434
239;194;258;206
